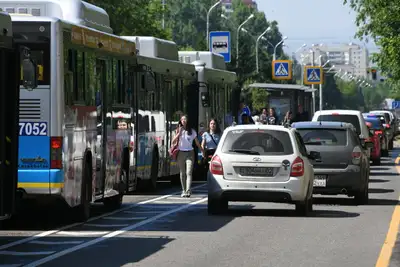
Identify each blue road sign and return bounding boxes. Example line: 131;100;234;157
304;66;323;85
392;101;400;109
209;31;231;63
272;60;292;80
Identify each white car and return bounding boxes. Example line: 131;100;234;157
207;124;318;216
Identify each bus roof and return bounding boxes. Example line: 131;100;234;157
0;11;12;37
121;36;178;61
0;0;112;33
178;51;227;70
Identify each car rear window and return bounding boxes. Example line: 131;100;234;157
297;128;347;146
365;118;382;130
221;129;294;155
316;114;361;134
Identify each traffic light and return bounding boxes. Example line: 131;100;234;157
371;68;377;80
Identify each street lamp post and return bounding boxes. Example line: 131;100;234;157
273;36;288;61
256;27;271;73
236;14;255;67
206;0;222;51
310;49;316;114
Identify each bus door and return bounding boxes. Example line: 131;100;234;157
0;41;18;220
186;81;200;168
95;59;107;194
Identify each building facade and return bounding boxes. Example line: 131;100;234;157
298;43;370;79
222;0;258;13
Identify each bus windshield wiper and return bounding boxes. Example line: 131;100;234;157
228;149;260;155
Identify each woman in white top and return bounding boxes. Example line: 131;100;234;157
172;115;204;198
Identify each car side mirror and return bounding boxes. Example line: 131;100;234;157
307;150;321;161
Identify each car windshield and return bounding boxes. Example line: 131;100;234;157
221;129;294;155
365;118;382;130
316;114;361;134
296;128;347;146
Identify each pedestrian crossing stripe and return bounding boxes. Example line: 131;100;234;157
275;63;288;76
307;69;320;81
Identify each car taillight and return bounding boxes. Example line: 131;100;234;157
50;136;62;169
210;155;223;175
386;124;390;129
290;157;304;177
352;147;362;165
375;130;382;135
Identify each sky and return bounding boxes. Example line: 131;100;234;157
257;0;378;54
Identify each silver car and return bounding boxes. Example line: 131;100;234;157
207;125;319;216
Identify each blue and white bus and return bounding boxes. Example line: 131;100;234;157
1;0;138;221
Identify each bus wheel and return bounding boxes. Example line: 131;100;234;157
149;149;159;191
75;159;92;222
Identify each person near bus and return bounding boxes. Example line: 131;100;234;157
267;107;279;125
241;113;254;124
259;108;268;124
238;101;251;124
201;118;222;168
281;111;293;126
172;115;204;198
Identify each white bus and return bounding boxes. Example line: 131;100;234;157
178;51;237;176
0;0;138;221
120;36;198;190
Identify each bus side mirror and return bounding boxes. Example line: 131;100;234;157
22;59;38;90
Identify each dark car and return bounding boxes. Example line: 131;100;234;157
363;116;388;158
292;121;370;204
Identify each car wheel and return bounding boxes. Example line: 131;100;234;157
389;139;394;150
354;174;369;205
295;196;312;216
208;197;228;215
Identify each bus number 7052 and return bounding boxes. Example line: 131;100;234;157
19;122;47;136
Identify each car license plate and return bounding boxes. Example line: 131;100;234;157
239;167;274;177
313;175;327;187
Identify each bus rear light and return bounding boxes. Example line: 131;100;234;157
50;136;62;169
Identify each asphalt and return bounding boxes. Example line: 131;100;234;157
1;153;400;267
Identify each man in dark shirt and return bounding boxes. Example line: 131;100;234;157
294;105;309;122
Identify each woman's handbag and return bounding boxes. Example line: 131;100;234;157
169;133;180;160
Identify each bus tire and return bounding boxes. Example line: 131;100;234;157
75;156;92;222
149;148;159;191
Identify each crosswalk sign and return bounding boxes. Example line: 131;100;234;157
272;60;292;80
304;66;323;85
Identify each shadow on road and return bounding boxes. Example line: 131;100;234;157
369;178;390;183
212;205;359;218
314;197;399;206
369;188;395;194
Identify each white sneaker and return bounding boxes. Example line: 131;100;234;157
181;192;186;197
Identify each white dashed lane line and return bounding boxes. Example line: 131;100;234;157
0;184;207;266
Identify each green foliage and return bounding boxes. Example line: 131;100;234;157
86;0;171;38
344;0;400;91
250;88;269;111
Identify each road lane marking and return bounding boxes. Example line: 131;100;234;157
29;240;84;245
103;216;148;220
0;251;55;256
375;156;400;267
24;197;208;267
0;183;206;251
84;224;129;228
123;211;160;214
56;231;109;236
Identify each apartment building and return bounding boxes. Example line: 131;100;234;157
298;43;370;78
222;0;258;13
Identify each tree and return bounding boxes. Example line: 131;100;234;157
86;0;171;38
344;0;400;90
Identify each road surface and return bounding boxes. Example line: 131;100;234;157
1;152;400;267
